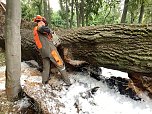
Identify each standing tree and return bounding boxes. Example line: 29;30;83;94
138;0;145;23
47;0;52;27
5;0;22;101
43;0;48;21
80;0;85;26
65;0;69;28
70;0;74;28
121;0;129;23
75;0;81;27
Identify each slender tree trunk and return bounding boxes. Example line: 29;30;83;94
59;0;65;27
81;0;85;26
70;0;74;28
138;1;145;24
43;0;48;19
130;12;134;23
121;0;129;23
59;0;64;11
5;0;22;101
75;0;80;27
78;2;82;27
86;13;89;26
104;6;112;24
48;0;51;27
65;0;69;28
38;0;43;15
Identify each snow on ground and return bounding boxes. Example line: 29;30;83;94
57;72;152;114
101;67;128;79
0;65;5;90
0;61;152;114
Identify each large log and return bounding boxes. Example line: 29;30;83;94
1;21;152;98
58;24;152;74
1;24;152;74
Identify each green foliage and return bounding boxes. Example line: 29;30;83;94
21;0;152;28
144;5;152;23
143;0;152;23
51;11;66;28
86;0;121;25
126;0;152;23
21;0;49;21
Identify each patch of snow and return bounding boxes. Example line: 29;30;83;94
101;67;128;79
21;62;31;71
16;97;31;110
0;80;5;90
1;61;152;114
56;73;152;114
0;66;5;72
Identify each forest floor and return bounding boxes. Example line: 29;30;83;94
0;50;16;113
0;50;38;114
0;50;140;114
0;50;152;114
0;50;20;113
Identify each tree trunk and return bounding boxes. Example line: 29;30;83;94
138;1;145;24
5;0;22;101
1;21;152;96
43;0;48;20
65;0;69;28
75;0;80;27
121;0;129;23
0;24;152;74
130;12;134;24
59;24;152;74
104;6;112;24
70;0;74;28
47;0;51;27
1;22;152;74
80;0;85;27
37;0;43;15
86;13;89;26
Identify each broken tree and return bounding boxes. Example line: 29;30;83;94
58;24;152;74
1;22;152;96
0;23;152;74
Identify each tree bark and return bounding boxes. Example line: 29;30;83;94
47;0;51;27
5;0;22;101
121;0;129;23
75;0;80;27
59;24;152;74
1;23;152;74
138;1;145;24
80;0;85;27
43;0;48;21
70;0;74;28
130;12;134;24
65;0;69;28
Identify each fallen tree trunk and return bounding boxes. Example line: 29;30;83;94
1;21;152;98
58;24;152;74
1;24;152;74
